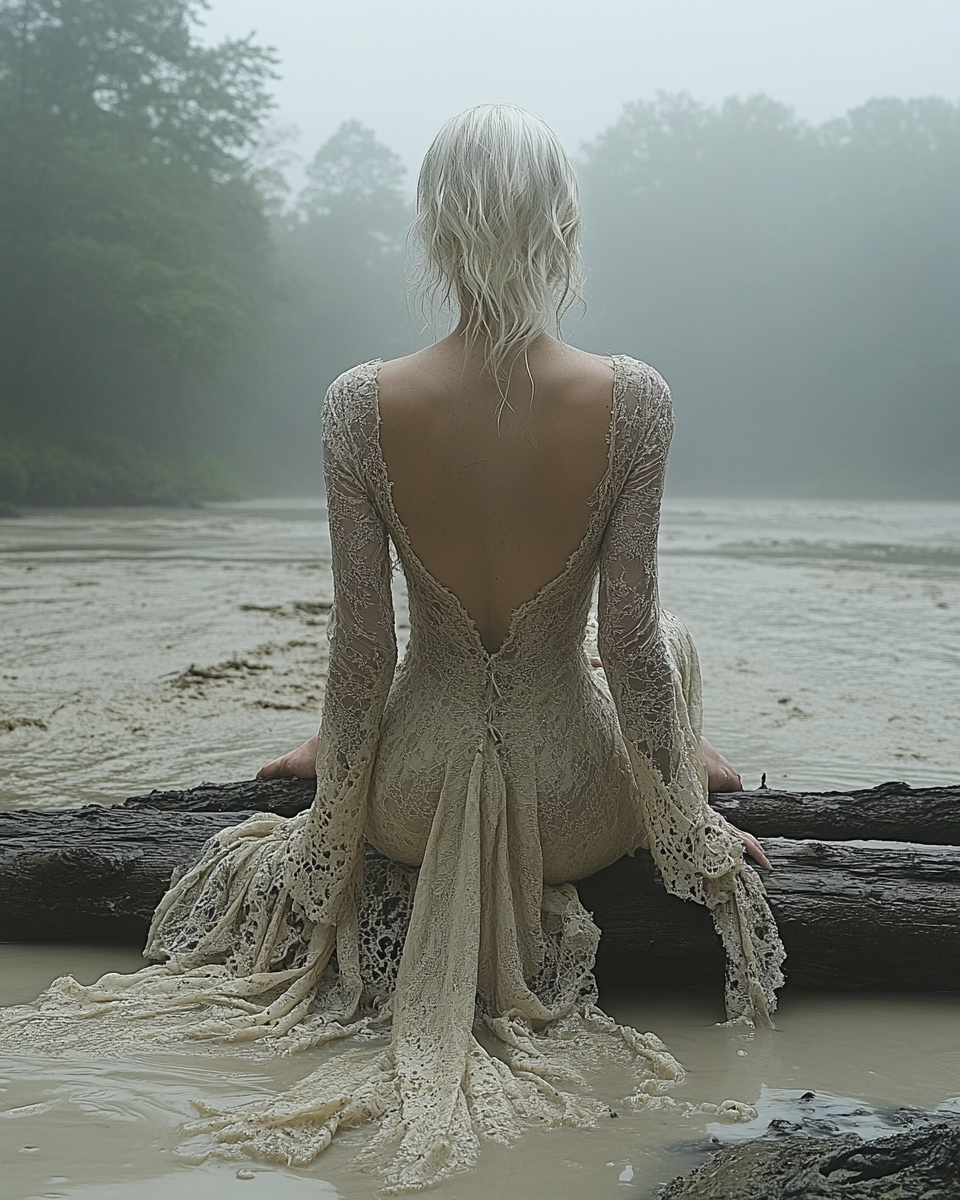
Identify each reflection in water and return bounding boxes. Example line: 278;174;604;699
1;947;958;1200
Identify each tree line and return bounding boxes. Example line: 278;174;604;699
579;93;960;496
0;0;956;504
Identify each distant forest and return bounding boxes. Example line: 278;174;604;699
1;0;958;504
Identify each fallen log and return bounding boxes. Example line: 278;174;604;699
580;838;960;991
118;777;960;845
1;800;958;991
0;807;243;944
709;780;960;846
120;776;317;817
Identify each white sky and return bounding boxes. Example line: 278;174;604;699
201;0;960;186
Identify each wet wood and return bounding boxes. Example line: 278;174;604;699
119;776;318;818
117;777;960;845
2;783;959;991
0;807;243;943
580;837;960;991
709;780;960;846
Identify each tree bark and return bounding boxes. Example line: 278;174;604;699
0;807;242;944
709;781;959;845
119;777;318;817
117;777;960;845
579;838;960;991
2;781;959;991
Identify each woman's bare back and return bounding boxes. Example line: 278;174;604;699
376;334;615;654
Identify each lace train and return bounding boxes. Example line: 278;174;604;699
0;828;757;1193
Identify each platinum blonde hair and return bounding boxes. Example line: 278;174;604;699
410;104;584;389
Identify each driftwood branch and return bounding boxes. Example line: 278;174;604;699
2;778;959;991
120;777;318;817
0;807;243;943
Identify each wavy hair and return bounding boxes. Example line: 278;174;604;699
410;104;584;391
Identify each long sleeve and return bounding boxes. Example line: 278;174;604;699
281;379;398;928
598;365;785;1023
597;373;734;884
597;374;683;790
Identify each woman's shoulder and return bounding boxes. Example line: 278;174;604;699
321;360;384;477
609;355;675;466
613;354;672;411
321;359;383;452
323;359;382;419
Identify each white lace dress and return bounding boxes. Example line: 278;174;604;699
1;356;785;1192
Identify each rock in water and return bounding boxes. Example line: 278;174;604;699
661;1123;960;1199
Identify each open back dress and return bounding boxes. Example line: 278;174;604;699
1;355;785;1192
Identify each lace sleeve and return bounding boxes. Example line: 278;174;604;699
281;377;398;927
598;365;785;1023
597;373;680;789
319;386;398;770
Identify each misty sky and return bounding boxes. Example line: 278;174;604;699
202;0;959;183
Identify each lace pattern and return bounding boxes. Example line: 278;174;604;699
0;355;784;1191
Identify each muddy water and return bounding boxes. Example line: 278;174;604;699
1;945;958;1200
1;498;958;808
1;497;959;1197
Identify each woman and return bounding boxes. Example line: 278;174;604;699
2;104;783;1192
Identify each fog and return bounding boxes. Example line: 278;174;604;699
201;0;960;181
0;0;958;504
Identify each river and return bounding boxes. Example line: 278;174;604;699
1;497;959;1198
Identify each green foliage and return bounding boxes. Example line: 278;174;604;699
0;433;238;505
299;119;407;224
0;0;277;497
578;93;960;496
287;119;411;357
0;0;274;172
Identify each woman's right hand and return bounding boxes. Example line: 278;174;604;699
723;821;774;871
257;732;319;779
